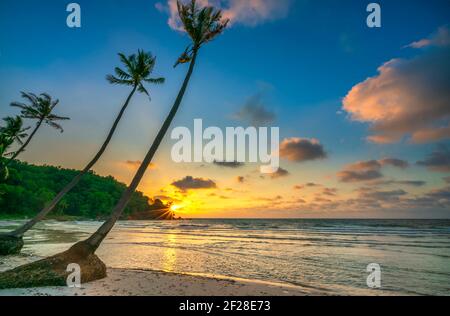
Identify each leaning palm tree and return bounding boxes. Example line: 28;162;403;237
7;92;69;163
0;0;228;288
81;0;228;254
0;134;13;180
0;50;164;255
0;116;29;181
0;116;30;156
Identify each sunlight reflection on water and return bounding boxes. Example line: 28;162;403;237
0;219;449;295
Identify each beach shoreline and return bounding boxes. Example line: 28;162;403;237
0;268;320;296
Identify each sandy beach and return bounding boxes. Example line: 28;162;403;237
0;268;318;296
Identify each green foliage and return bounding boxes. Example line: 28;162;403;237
0;116;29;147
10;92;69;132
0;160;165;219
0;116;29;180
106;50;165;98
0;131;14;180
174;0;228;67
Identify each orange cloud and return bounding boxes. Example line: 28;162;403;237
269;167;289;179
123;160;157;170
405;26;450;48
156;0;291;31
343;27;450;144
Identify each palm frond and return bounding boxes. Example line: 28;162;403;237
9;102;29;110
46;114;70;121
20;91;38;105
118;53;135;75
109;50;165;98
176;0;228;51
106;75;134;86
0;116;29;145
137;84;150;97
45;120;64;133
145;77;165;84
114;67;132;80
10;91;69;133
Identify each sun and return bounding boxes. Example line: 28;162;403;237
170;204;182;212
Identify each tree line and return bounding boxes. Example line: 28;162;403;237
0;160;166;219
0;0;228;288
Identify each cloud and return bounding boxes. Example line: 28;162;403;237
346;160;382;170
426;186;450;201
221;0;291;26
409;126;450;144
315;197;332;203
379;158;409;169
357;188;408;202
213;160;245;168
405;26;450;48
269;167;289;179
125;160;142;167
156;0;291;31
337;170;383;183
171;176;217;191
322;188;338;196
280;138;327;162
342;27;450;144
232;93;276;126
417;145;450;172
384;180;426;187
293;182;321;190
123;161;156;170
337;158;408;183
154;195;182;203
367;179;426;187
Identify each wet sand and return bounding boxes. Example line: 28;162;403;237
0;268;319;296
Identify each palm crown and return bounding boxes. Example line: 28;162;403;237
10;92;70;132
0;132;13;156
0;129;14;179
106;50;165;97
0;116;29;146
174;0;229;67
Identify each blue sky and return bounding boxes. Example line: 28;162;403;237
1;0;449;218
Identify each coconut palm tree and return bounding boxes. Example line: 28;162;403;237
0;0;227;287
8;92;69;163
0;134;13;180
0;50;164;245
77;0;229;254
0;116;30;155
0;116;29;181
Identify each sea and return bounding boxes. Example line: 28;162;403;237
0;219;449;295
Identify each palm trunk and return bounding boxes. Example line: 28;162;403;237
84;49;199;252
7;119;43;164
6;85;138;238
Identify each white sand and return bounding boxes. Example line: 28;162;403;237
0;268;322;296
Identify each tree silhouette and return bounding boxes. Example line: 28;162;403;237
81;0;229;254
8;92;69;162
0;51;164;248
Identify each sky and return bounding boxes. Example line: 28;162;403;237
0;0;449;218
